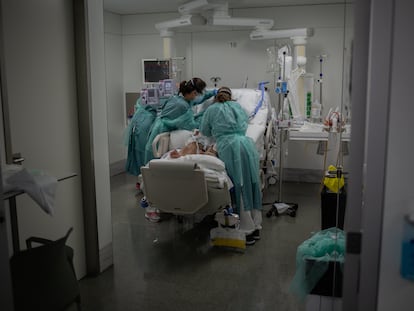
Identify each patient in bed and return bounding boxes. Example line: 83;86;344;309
169;141;217;158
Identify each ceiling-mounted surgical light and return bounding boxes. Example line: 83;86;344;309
155;0;278;38
249;28;314;40
159;29;175;37
209;16;274;30
155;14;206;37
178;0;226;14
205;1;273;30
155;14;206;30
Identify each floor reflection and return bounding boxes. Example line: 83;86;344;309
79;173;321;311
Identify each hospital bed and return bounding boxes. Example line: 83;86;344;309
141;157;232;216
140;88;274;217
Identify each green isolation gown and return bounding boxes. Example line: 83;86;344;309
200;100;262;212
124;99;157;175
144;90;215;163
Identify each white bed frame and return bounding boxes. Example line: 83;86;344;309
141;159;231;215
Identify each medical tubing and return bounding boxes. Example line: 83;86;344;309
249;81;269;119
319;57;323;111
196;140;200;154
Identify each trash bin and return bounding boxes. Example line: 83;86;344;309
289;228;345;300
321;186;346;230
308;259;343;297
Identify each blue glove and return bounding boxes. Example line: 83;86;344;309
213;89;218;95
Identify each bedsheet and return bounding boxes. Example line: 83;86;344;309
161;152;233;189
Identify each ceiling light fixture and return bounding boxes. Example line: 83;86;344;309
155;14;207;37
249;28;314;40
209;16;274;30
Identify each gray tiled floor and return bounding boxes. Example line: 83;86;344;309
79;173;323;311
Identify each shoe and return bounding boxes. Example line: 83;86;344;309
145;209;161;222
252;229;261;240
245;234;256;245
286;208;296;218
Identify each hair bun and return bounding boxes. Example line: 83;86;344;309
217;87;232;96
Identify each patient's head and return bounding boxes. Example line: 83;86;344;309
170;141;217;158
182;141;201;155
215;86;232;103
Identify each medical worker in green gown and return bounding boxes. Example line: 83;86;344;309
125;98;159;176
144;77;216;163
200;86;263;245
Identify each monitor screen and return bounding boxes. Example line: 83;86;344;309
142;59;170;83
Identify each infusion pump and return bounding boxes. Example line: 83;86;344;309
141;79;176;106
141;88;160;106
159;79;176;97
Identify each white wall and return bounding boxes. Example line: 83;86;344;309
104;11;125;165
118;3;352;172
378;1;414;309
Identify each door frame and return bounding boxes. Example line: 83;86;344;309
73;0;101;276
343;0;395;310
0;0;15;307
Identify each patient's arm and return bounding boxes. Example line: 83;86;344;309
170;149;181;158
169;142;200;158
204;145;218;157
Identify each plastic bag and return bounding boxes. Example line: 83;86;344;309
289;228;345;300
3;165;58;215
210;227;246;251
214;210;240;228
323;165;345;193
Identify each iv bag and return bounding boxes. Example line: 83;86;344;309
266;46;279;73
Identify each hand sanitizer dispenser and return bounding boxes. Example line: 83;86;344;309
401;204;414;281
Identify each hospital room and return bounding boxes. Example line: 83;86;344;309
1;0;414;311
100;0;353;309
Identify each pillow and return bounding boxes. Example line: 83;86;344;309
177;154;226;171
169;130;193;150
231;89;261;116
246;124;266;143
193;96;215;114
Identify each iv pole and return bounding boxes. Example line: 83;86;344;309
278;52;287;203
266;51;298;218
